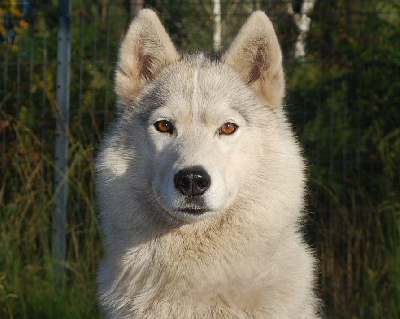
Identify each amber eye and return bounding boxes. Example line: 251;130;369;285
219;122;238;135
154;120;174;134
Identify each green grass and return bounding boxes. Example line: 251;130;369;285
0;110;102;318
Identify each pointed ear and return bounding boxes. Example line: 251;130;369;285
222;11;285;109
115;9;180;106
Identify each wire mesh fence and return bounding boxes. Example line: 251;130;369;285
1;1;399;318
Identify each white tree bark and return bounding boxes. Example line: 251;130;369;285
287;0;316;59
130;0;144;17
213;0;222;51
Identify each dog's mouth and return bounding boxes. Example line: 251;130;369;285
178;207;208;215
174;197;213;218
152;191;213;222
158;202;215;223
167;208;215;223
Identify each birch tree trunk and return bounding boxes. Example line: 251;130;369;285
130;0;144;17
287;0;316;59
213;0;222;51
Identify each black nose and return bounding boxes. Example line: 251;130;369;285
174;166;211;196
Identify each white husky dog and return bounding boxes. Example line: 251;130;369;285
96;9;320;318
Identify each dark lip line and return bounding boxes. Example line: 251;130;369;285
178;208;209;215
154;199;209;218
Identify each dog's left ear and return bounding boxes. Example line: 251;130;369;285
222;11;285;109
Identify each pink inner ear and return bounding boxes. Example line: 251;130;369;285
138;53;155;81
244;38;271;85
247;49;265;85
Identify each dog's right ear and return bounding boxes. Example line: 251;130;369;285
115;9;180;107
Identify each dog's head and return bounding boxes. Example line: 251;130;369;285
99;10;303;226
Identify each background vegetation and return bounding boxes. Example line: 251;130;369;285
1;0;399;318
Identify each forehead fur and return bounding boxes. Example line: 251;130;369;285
134;54;266;123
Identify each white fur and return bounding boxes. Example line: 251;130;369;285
96;9;321;318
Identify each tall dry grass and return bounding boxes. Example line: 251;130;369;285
0;107;103;318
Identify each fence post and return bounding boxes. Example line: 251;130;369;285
53;0;71;288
